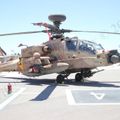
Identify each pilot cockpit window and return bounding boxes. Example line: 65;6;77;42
79;40;105;54
66;39;78;51
94;43;104;51
79;41;96;54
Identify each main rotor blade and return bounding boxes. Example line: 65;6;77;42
0;30;46;36
71;30;120;35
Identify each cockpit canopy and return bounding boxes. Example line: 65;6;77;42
65;37;104;54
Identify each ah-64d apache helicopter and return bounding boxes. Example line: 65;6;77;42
0;14;120;83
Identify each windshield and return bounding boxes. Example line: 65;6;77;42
66;37;78;51
79;40;104;54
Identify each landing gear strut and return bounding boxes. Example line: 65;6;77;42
75;69;92;82
56;74;65;84
56;73;69;84
56;69;92;84
75;73;83;82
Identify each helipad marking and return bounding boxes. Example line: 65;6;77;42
66;89;76;105
0;87;26;110
90;92;105;100
66;89;120;105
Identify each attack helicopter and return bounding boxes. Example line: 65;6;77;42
0;14;120;83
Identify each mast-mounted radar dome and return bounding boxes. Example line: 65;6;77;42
48;15;66;23
48;15;66;28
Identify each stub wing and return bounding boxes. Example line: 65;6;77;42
23;62;69;77
0;59;19;72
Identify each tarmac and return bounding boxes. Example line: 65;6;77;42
0;63;120;120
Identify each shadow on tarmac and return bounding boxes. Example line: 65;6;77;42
31;80;120;101
0;76;120;88
0;76;120;101
32;85;57;101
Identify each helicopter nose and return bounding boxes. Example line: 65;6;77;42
107;50;120;64
110;55;120;63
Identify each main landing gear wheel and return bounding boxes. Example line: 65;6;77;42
56;75;65;84
75;73;83;82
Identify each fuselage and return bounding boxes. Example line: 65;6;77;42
0;37;118;77
44;37;108;72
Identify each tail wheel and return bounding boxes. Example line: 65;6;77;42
75;73;83;82
56;75;64;84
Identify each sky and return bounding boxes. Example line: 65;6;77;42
0;0;120;55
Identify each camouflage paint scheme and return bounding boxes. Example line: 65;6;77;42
0;37;119;83
16;37;113;76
